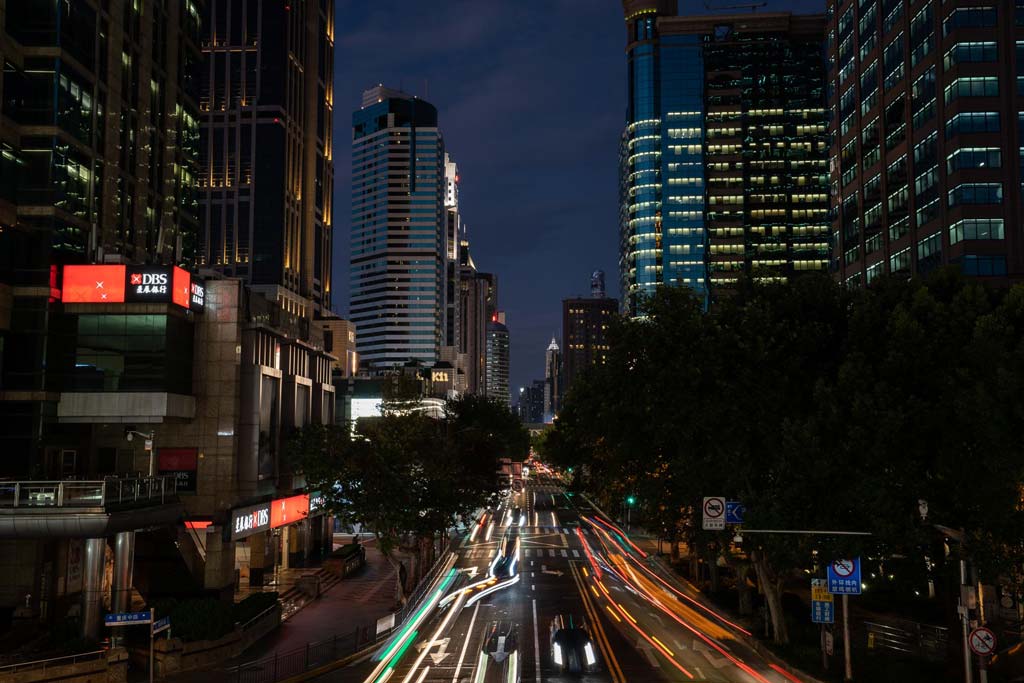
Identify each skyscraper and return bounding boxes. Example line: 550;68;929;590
199;0;334;315
444;154;462;348
351;87;445;367
620;2;830;314
563;280;618;396
828;0;1024;283
485;316;510;406
543;337;562;422
0;0;204;465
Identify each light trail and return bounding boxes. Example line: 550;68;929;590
401;591;466;683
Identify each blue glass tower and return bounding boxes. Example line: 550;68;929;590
351;87;445;367
620;3;830;315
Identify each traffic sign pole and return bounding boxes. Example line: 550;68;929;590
149;608;155;683
843;594;852;681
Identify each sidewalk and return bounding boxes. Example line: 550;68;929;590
159;537;399;683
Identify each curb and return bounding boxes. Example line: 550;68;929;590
279;645;376;682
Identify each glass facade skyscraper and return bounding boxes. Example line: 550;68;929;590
620;2;830;314
351;87;446;367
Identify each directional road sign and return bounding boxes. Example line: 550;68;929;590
725;501;746;525
105;611;153;626
811;578;835;623
702;496;726;531
969;627;996;656
152;616;171;634
827;558;862;595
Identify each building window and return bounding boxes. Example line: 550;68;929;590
912;67;936;128
944;41;998;69
943;7;997;36
943;77;999;103
918;231;942;260
884;34;905;90
890;247;911;273
949;217;1004;243
883;3;904;33
958;255;1007;275
947;182;1003;206
914;131;938;168
946;147;1001;173
945;112;1000;138
911;5;934;66
916;198;939;227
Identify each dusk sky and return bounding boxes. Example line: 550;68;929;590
334;0;821;394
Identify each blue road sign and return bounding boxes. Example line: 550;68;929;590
152;616;171;634
827;558;862;595
811;579;835;623
725;501;746;524
105;610;153;626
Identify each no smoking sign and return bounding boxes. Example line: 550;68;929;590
702;496;726;531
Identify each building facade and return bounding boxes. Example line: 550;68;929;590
562;294;617;395
0;0;204;471
543;337;562;422
485;317;510;406
828;0;1024;282
198;0;334;315
620;2;830;314
350;87;446;367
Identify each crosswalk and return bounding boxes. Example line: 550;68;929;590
495;526;590;534
460;547;582;559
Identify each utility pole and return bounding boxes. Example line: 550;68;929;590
843;594;852;681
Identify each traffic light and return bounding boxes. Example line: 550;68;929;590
567;467;574;473
627;495;636;506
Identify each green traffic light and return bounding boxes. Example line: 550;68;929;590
627;496;636;505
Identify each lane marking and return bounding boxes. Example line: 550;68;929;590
451;602;480;683
569;562;623;683
532;599;541;683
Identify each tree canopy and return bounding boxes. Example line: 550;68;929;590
539;269;1024;643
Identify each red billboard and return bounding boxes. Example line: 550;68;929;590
172;266;191;309
157;447;198;492
270;494;309;527
61;265;126;303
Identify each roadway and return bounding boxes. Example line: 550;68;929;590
332;476;800;683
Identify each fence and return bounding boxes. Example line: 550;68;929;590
0;476;178;509
862;619;948;661
228;548;458;683
0;650;106;675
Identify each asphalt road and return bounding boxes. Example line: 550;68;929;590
333;476;798;683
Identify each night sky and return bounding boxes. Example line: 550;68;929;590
333;0;821;395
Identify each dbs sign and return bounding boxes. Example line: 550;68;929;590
62;265;126;303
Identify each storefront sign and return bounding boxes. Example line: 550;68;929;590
61;265;127;303
157;448;198;492
271;494;309;527
309;491;325;514
230;502;272;540
189;279;206;311
126;266;171;300
61;264;203;312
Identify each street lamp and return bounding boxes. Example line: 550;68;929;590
125;427;156;476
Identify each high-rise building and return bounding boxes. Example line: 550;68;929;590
0;0;204;467
485;316;510;406
620;2;830;314
828;0;1024;283
591;269;608;298
543;337;562;421
351;87;445;367
518;380;546;423
199;0;334;316
563;282;618;396
444;154;462;348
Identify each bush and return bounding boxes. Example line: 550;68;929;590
233;592;279;625
153;598;233;643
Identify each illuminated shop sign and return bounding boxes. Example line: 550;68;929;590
61;265;204;312
157;447;198;492
230;502;272;540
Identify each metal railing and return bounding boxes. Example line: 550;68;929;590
0;649;106;674
0;476;178;509
862;619;948;661
230;546;458;683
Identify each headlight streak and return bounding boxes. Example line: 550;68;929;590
473;651;489;683
400;591;466;683
485;521;495;541
466;575;519;606
507;650;519;683
584;642;597;666
553;644;563;666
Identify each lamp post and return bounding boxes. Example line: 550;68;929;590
125;428;156;476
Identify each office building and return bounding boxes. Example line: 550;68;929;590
620;2;830;314
351;87;445;367
485;316;510;406
458;237;494;395
0;0;204;471
543;337;562;421
518;380;546;424
444;154;462;348
563;280;618;394
198;0;335;316
828;0;1024;282
322;316;359;377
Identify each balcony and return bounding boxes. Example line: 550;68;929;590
0;476;183;538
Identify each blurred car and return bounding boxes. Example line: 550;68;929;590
477;621;521;683
549;615;599;673
489;527;520;578
511;506;526;527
